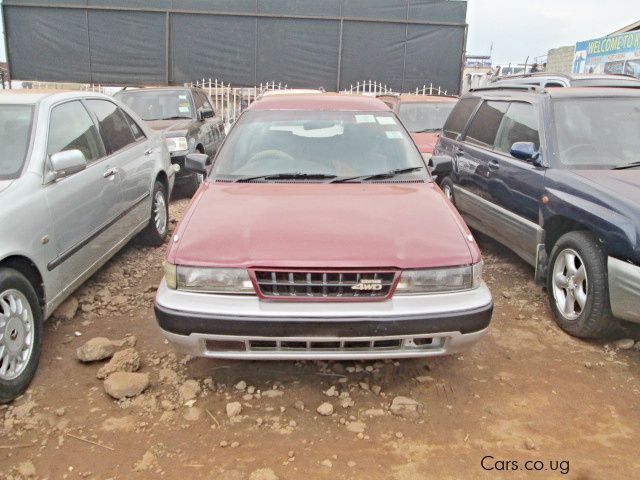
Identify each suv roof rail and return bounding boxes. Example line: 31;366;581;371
375;92;400;98
469;84;542;93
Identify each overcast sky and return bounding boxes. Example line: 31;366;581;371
0;0;638;66
467;0;638;65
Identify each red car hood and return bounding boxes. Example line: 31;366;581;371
410;132;440;153
169;183;479;269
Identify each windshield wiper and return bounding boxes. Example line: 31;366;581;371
332;167;425;183
160;116;192;120
415;128;440;133
613;161;640;170
235;173;337;183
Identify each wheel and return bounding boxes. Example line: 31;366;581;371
547;231;618;338
440;176;455;204
140;181;169;246
0;268;43;404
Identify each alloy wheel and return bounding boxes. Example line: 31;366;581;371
552;248;588;320
154;190;167;235
0;289;35;380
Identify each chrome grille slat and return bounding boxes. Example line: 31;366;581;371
254;270;395;300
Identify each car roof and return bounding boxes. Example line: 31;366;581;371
0;89;108;105
398;94;458;103
248;93;390;111
468;86;640;100
116;86;191;94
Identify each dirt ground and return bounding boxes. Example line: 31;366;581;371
2;197;639;480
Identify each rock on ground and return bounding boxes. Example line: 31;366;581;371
614;338;635;350
178;379;201;402
76;337;115;362
53;296;79;321
226;401;243;418
17;460;36;478
104;372;149;399
97;348;140;379
133;450;157;472
317;402;334;416
390;396;420;418
249;468;279;480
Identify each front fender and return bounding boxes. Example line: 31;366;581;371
543;187;637;260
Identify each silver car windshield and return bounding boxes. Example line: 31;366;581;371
117;90;193;121
553;97;640;169
0;105;33;180
398;102;456;133
213;110;425;180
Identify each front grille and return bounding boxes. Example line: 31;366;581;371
252;270;397;300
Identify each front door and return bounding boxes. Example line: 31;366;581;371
44;100;120;288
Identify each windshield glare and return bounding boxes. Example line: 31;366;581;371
0;105;33;180
553;97;640;168
213;110;425;180
398;102;456;133
117;90;193;121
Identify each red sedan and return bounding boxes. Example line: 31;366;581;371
154;94;492;360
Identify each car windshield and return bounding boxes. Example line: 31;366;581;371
213;110;426;181
0;105;33;180
116;90;193;121
398;101;456;133
552;97;640;169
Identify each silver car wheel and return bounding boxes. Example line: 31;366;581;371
154;190;167;235
0;289;35;381
443;184;453;201
552;248;588;321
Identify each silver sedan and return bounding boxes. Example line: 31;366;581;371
0;91;175;403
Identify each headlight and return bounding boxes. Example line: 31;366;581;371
164;261;177;289
177;267;255;295
395;262;483;295
422;152;433;163
166;137;188;153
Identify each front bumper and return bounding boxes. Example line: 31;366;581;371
154;280;493;360
608;257;640;324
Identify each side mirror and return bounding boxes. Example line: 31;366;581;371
50;150;87;179
428;155;453;178
511;142;541;163
198;108;214;121
185;153;208;174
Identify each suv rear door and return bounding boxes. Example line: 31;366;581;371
85;99;153;234
485;101;545;265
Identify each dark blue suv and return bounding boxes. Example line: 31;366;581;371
433;86;640;339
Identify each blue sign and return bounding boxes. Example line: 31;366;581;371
573;31;640;78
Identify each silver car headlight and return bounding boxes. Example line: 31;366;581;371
395;262;483;295
166;136;188;153
176;267;255;295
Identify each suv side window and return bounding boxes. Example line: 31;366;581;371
200;92;215;113
442;97;481;139
86;100;136;154
122;110;146;142
47;101;105;163
193;90;205;111
495;102;540;156
464;101;509;148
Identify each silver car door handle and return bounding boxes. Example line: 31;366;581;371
103;167;118;178
144;148;153;156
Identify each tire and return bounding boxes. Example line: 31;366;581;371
140;181;169;247
440;176;455;204
0;268;43;404
182;172;204;198
546;231;618;338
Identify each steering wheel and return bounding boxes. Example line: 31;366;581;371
246;150;295;167
559;143;596;158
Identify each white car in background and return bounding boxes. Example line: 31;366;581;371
0;91;174;403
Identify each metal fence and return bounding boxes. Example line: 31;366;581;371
193;78;451;128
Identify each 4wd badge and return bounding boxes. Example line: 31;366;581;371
351;279;383;291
